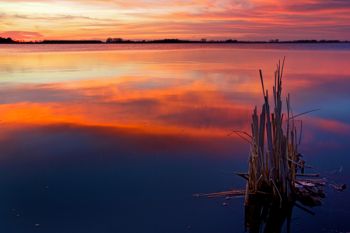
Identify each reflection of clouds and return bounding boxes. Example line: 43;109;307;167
0;47;349;147
290;116;350;157
309;117;350;136
0;75;254;137
1;70;349;150
285;73;350;125
0;84;91;104
0;123;247;159
158;105;249;129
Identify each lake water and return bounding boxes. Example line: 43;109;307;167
0;44;349;233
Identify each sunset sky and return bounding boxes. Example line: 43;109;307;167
1;0;350;41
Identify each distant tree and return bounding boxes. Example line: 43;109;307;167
106;38;124;43
225;39;238;43
0;37;15;43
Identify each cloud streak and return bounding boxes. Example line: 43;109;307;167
0;31;44;40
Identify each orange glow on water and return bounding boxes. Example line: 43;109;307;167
0;76;253;138
0;45;349;144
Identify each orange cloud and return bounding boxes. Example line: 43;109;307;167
0;31;44;41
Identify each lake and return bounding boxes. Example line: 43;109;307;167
0;43;349;233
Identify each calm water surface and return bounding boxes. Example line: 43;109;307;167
0;44;349;233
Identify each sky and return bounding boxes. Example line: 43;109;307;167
0;0;350;41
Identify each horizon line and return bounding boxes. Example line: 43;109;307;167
1;37;349;44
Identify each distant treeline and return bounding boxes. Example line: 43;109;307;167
1;36;349;44
0;38;103;44
105;38;348;44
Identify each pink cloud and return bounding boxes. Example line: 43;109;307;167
0;31;44;41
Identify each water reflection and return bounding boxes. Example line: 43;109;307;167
245;196;294;233
0;68;349;145
0;44;349;233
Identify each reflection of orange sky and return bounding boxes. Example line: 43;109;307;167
1;74;349;140
0;76;253;137
311;118;350;136
1;47;350;141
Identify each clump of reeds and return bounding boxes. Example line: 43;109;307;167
194;58;345;233
246;57;301;204
244;58;328;208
